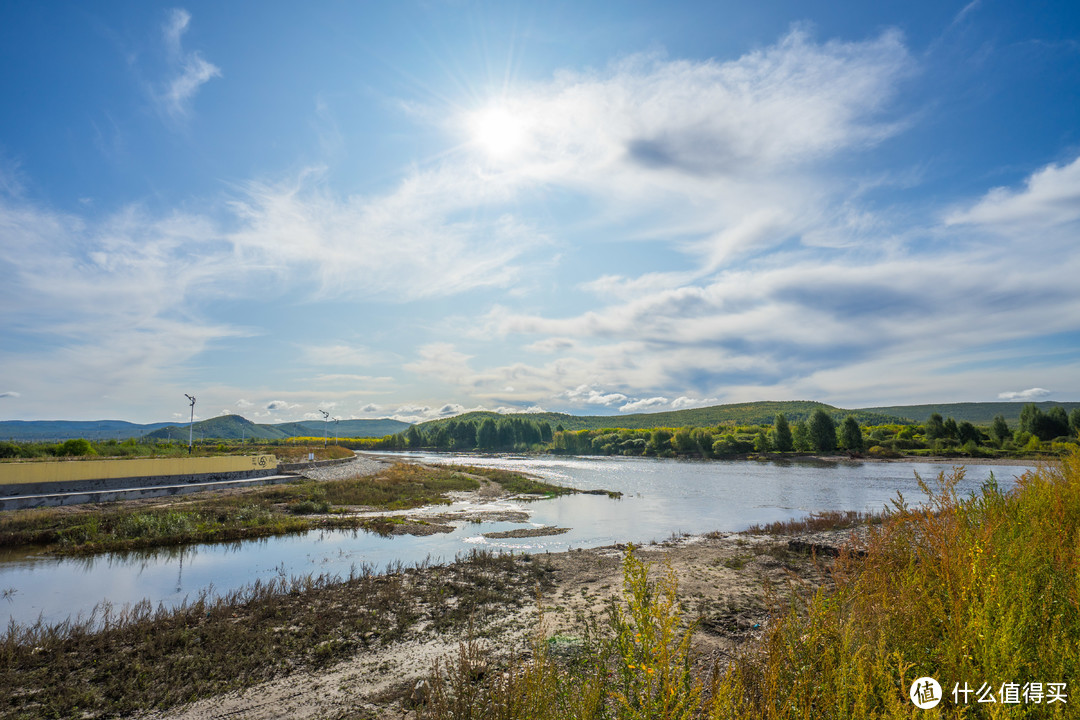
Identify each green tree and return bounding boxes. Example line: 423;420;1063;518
990;415;1011;446
924;413;945;440
754;429;770;452
771;413;794;452
690;428;714;457
1047;406;1071;439
943;417;959;440
1019;403;1042;436
839;416;863;452
957;421;980;445
647;429;672;455
672;428;696;454
405;425;423;449
1070;408;1080;435
476;418;497;450
809;409;837;452
792;420;812;452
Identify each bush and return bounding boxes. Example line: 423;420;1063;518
56;438;95;457
712;455;1080;717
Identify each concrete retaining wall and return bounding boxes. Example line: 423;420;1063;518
0;454;278;489
0;473;299;511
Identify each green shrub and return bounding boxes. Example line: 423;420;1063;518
56;438;95;457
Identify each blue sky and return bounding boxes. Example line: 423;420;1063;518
2;0;1079;424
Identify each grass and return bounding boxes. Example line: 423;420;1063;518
0;464;488;555
743;509;883;535
709;457;1080;718
258;462;482;511
0;550;554;719
419;547;704;720
415;453;1080;719
443;464;580;497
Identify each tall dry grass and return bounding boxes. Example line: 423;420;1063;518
422;454;1080;718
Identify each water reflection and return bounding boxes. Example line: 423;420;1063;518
1;455;1032;629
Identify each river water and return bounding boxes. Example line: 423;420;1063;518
0;454;1032;629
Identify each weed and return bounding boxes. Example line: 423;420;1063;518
0;550;554;718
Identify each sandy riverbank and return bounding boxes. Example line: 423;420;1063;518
142;520;862;720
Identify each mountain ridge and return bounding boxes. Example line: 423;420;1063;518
4;400;1079;442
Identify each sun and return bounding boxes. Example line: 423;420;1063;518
469;105;526;160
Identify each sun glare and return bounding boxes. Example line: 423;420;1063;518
469;105;526;160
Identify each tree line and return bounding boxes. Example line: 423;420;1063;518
366;403;1080;459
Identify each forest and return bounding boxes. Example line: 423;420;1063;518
352;402;1080;460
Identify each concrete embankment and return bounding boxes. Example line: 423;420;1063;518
0;455;288;510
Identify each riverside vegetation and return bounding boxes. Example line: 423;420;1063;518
1;455;1077;717
412;454;1080;719
0;463;575;555
0;550;555;719
354;402;1080;460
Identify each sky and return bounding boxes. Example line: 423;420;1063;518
1;0;1079;424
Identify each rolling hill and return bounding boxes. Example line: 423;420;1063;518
0;420;176;442
858;401;1080;425
143;415;411;441
1;416;411;442
415;401;912;433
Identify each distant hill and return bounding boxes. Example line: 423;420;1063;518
416;401;912;433
858;401;1080;425
0;420;175;442
1;415;411;442
144;415;411;441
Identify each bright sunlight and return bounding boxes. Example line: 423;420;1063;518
468;105;527;160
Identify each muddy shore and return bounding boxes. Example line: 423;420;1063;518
141;523;862;720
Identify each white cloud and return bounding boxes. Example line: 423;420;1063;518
359;403;383;413
998;388;1052;401
388;403;480;423
670;396;719;409
158;8;221;120
620;397;669;412
945;155;1080;233
0;391;20;399
566;385;629;406
227;172;543;300
265;400;298;411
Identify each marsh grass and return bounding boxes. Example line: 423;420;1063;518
443;464;578;497
0;550;553;719
0;463;485;554
743;509;883;535
253;462;481;511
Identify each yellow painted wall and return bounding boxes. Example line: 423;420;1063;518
0;455;278;486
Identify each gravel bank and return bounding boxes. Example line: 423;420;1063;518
296;453;389;482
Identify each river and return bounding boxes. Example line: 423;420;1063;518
0;454;1033;629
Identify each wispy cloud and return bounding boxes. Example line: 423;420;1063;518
157;8;221;121
945;155;1080;233
998;388;1052;401
0;391;21;399
620;396;669;413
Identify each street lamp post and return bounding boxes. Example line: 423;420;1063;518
319;409;329;447
184;394;196;454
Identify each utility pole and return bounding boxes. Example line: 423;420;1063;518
333;417;339;445
319;409;329;447
184;394;196;454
